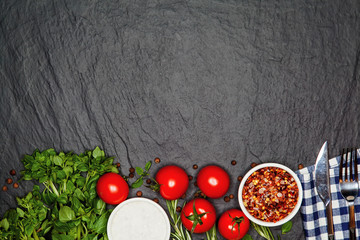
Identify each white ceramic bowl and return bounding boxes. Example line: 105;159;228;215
107;197;171;240
238;163;303;227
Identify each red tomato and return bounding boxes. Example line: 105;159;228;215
155;165;189;200
196;165;230;198
96;172;129;205
218;209;250;240
181;198;216;233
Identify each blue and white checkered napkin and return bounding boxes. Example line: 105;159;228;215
296;149;360;240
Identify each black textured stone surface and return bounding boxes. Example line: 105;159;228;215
1;1;359;239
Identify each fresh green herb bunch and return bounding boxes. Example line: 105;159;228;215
0;147;119;240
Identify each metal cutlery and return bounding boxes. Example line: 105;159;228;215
315;141;334;240
339;148;359;240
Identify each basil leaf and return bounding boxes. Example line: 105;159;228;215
94;198;106;215
57;193;68;204
91;213;108;234
0;218;9;231
145;161;152;171
66;180;76;193
24;222;35;236
92;147;103;158
131;177;143;188
16;208;25;218
76;162;88;172
53;156;63;166
59;206;76;222
56;169;67;180
136;167;144;175
281;221;293;234
74;188;86;201
63;166;73;177
71;197;82;212
31;162;41;171
74;175;86;187
242;234;253;240
42;192;57;205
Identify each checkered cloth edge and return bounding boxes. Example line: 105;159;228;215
295;149;360;240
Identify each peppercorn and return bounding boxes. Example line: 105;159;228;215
298;164;304;169
176;206;182;212
6;178;12;184
136;191;142;197
224;196;230;202
2;185;8;191
154;157;161;164
188;175;193;181
13;183;19;189
193;164;198;169
129;167;135;173
129;173;135;178
237;176;243;182
231;160;237;165
153;198;159;203
251;162;257;168
146;179;152;184
181;193;186;199
229;194;234;199
10;169;16;176
116;163;121;168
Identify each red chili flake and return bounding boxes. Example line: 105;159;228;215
242;167;299;223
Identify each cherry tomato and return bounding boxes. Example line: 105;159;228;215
181;198;216;233
218;209;250;240
96;172;129;205
196;165;230;198
155;165;189;200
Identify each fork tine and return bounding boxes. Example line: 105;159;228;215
345;148;349;182
350;148;353;181
340;149;345;182
354;148;358;181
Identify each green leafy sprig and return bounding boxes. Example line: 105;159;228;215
131;161;152;188
0;147;118;240
250;221;293;240
166;199;193;240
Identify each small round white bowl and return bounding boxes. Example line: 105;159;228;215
238;163;303;227
107;197;171;240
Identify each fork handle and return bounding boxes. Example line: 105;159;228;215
349;204;356;240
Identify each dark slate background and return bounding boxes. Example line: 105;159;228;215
1;1;359;239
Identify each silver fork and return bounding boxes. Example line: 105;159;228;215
339;148;359;240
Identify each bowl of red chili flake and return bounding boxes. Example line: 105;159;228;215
238;163;303;227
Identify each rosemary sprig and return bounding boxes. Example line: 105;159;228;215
205;224;217;240
251;222;275;240
166;199;192;240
